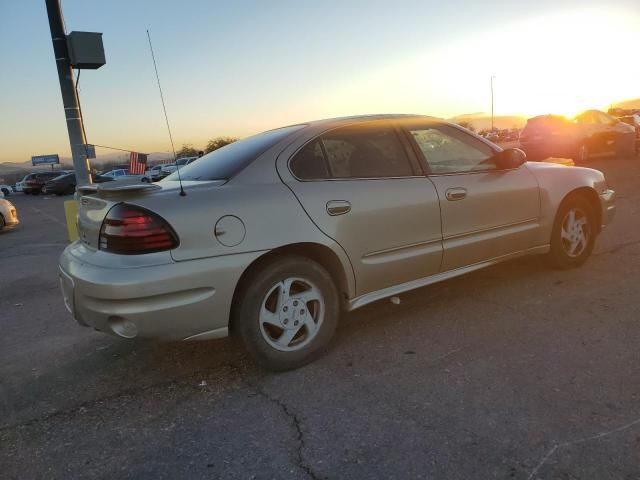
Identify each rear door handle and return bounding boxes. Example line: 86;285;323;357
326;200;351;216
445;188;467;201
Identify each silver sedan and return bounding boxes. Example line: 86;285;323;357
59;115;616;370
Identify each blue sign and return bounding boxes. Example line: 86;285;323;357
32;154;60;166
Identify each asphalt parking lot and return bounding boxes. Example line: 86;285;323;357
1;156;639;480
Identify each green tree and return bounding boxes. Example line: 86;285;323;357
176;144;199;158
205;137;238;154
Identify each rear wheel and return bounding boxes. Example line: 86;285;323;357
1;188;9;196
234;256;339;371
547;195;596;269
0;214;5;231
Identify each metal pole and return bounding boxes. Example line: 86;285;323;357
45;0;92;186
490;76;495;131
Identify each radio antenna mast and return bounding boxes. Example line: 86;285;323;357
146;29;185;196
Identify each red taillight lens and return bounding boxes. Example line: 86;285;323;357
99;203;179;254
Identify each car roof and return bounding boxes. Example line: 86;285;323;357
290;113;440;130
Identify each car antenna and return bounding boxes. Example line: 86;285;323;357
146;29;186;196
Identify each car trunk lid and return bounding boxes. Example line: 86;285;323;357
76;180;225;250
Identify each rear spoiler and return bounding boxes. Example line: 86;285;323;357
78;181;161;196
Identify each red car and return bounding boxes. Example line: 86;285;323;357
23;171;65;194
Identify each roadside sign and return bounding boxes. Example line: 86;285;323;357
32;154;60;166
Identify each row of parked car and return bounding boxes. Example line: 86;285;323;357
478;128;520;143
6;158;199;196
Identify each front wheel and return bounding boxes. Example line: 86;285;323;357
547;196;596;269
234;256;339;371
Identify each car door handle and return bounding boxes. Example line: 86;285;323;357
326;200;351;216
445;188;467;201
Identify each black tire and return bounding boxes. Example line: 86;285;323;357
141;177;150;183
1;188;9;196
233;255;340;371
0;214;5;231
573;144;588;164
547;195;596;269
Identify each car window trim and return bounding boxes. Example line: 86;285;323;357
287;119;421;181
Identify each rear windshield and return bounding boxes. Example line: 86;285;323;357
165;125;304;181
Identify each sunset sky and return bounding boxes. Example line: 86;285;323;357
1;0;639;163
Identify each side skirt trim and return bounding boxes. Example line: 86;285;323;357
347;245;550;311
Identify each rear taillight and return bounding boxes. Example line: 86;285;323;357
99;203;179;254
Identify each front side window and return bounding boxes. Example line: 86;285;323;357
409;125;496;174
290;123;413;180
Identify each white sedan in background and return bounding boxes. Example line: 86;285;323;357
0;190;19;231
101;169;150;183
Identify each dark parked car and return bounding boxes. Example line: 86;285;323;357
23;171;63;194
520;110;636;162
43;173;113;196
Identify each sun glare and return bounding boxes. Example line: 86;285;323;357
492;9;640;118
307;8;640;122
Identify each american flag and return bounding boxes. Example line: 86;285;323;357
128;152;147;175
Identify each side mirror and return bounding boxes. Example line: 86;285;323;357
495;148;526;169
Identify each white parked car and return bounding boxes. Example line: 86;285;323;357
14;174;30;193
0;191;19;231
102;169;150;183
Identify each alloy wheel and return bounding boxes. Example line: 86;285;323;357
259;277;325;352
560;207;590;258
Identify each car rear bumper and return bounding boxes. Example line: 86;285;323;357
599;189;616;229
58;242;264;341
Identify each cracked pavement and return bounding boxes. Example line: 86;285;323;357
1;155;640;479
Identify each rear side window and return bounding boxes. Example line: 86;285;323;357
290;141;330;179
290;123;414;180
166;125;304;181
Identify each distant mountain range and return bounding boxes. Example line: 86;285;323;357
612;98;640;110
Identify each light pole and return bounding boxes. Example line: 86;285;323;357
490;75;495;131
45;0;93;187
